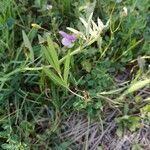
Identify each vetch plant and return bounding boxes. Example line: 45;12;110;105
4;12;109;99
8;12;109;99
42;33;85;99
41;13;109;99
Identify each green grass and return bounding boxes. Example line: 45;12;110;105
0;0;150;149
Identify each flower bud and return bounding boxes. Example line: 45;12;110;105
31;23;41;29
121;7;128;17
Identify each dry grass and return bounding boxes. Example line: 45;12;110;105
60;111;150;150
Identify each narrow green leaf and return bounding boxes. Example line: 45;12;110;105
22;30;34;61
85;0;96;19
39;70;46;92
42;45;56;68
63;50;71;85
98;87;126;95
79;17;88;28
125;79;150;94
46;34;61;74
38;34;46;44
87;12;93;37
43;68;66;88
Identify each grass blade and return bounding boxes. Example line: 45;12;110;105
126;79;150;94
46;34;61;75
42;45;56;69
119;79;150;99
22;30;34;61
43;68;66;88
63;50;71;85
87;12;93;37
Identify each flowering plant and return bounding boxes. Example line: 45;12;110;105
31;13;109;98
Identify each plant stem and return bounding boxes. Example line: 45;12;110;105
68;88;85;99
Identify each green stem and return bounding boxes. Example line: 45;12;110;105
68;88;85;99
114;38;143;62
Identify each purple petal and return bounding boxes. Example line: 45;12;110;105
68;34;76;42
62;38;72;47
59;31;76;42
59;31;69;38
59;31;68;38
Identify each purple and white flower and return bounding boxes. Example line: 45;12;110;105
59;31;77;48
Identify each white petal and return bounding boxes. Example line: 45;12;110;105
66;27;81;34
87;12;93;24
87;12;93;36
79;17;88;28
91;20;98;31
97;17;105;29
